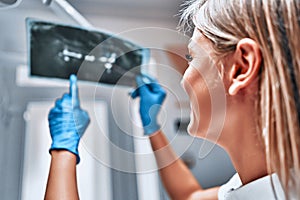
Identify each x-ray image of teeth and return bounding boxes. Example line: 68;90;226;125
26;18;150;86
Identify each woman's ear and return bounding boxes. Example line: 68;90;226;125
228;38;262;95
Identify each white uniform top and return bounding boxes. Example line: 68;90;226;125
218;173;288;200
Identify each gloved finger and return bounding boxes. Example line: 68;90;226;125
130;88;140;99
141;73;157;83
69;74;80;107
55;98;63;109
55;98;61;107
136;75;145;87
141;74;163;93
148;82;165;93
48;107;59;120
136;75;150;96
55;93;71;109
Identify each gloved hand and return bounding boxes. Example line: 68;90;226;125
48;75;90;164
131;74;166;135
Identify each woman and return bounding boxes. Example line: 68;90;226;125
131;0;299;199
179;0;300;199
45;0;299;199
141;0;299;199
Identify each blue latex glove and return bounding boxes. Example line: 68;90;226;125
48;75;90;164
131;74;166;135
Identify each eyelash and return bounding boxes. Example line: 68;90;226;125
185;54;193;62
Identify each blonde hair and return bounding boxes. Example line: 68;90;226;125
179;0;300;198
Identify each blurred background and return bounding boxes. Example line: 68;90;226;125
0;0;235;199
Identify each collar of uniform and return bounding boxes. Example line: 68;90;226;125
225;173;285;200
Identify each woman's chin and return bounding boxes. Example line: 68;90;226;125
187;114;209;139
187;112;199;137
187;125;196;137
187;121;204;138
187;126;206;138
187;109;212;139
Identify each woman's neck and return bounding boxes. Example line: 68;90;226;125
222;108;268;185
228;140;268;184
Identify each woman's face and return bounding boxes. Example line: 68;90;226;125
182;28;229;140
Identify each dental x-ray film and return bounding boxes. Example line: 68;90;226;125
26;18;150;86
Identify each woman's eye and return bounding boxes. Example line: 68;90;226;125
185;54;193;62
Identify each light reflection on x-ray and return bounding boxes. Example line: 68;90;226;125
59;49;117;73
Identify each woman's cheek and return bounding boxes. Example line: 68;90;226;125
182;65;194;94
182;65;212;138
182;67;198;136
